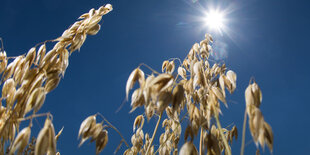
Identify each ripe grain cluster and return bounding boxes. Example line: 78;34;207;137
0;4;112;155
80;32;273;154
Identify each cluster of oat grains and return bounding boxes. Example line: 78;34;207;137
80;32;273;154
0;4;112;154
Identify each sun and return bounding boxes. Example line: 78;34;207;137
204;9;226;33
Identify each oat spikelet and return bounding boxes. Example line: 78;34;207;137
78;114;96;146
133;115;144;132
0;51;7;74
89;123;103;141
9;127;31;155
226;70;237;93
162;60;169;72
172;84;184;112
126;68;145;101
96;130;108;154
179;142;198;155
35;118;56;155
149;73;174;93
245;81;273;152
25;87;46;114
178;67;187;80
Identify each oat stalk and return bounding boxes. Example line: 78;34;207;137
17;113;51;122
146;112;163;154
240;109;247;155
214;114;231;155
199;128;203;155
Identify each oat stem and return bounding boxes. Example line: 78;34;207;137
214;114;231;155
146;112;163;154
97;113;130;148
0;37;4;52
168;57;182;65
199;128;203;155
138;63;160;75
17;113;51;122
240;109;247;155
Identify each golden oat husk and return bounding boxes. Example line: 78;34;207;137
44;76;61;93
251;82;263;107
0;51;7;74
25;87;46;114
35;44;46;65
157;91;173;113
25;47;36;68
2;78;15;97
86;24;101;35
133;115;144;132
44;118;57;155
9;126;31;155
130;88;145;113
226;70;236;92
211;86;227;107
126;68;145;101
264;121;273;151
245;84;255;108
166;61;175;74
162;60;169;72
149;73;174;93
35;127;49;155
96;130;108;154
90;123;103;141
177;67;187;80
179;142;198;155
78;115;97;146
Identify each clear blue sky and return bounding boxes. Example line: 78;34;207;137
0;0;309;154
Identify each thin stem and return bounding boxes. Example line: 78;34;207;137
0;37;4;52
146;112;163;154
18;113;51;122
34;39;54;49
240;110;247;155
168;57;182;65
199;128;203;155
138;63;160;75
214;114;231;155
6;54;26;60
97;113;130;148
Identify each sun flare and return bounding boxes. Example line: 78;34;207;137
204;9;225;33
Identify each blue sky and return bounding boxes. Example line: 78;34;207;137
0;0;309;154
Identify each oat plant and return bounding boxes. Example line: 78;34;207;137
79;32;274;154
0;4;112;155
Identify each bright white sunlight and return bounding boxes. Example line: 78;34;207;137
204;9;225;33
